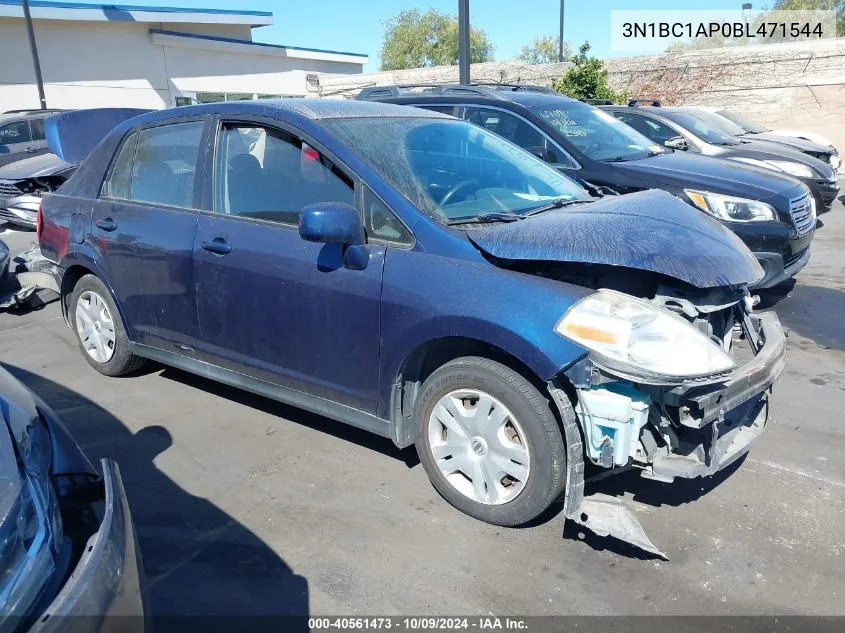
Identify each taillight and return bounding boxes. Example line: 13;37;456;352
36;203;43;241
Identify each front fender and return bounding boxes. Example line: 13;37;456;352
378;249;590;417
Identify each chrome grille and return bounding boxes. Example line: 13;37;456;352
789;193;816;236
0;180;22;197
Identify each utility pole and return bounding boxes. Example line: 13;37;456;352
458;0;470;84
22;0;47;109
558;0;565;62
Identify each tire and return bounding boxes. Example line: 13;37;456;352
414;356;567;527
69;274;147;377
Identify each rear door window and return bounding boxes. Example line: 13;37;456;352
614;112;677;144
129;122;204;208
29;118;46;141
103;132;139;200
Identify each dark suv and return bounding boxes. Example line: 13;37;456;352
358;85;816;289
0;110;63;168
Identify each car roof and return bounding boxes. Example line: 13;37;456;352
125;99;449;128
358;84;583;110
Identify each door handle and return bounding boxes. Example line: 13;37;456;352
201;237;232;255
95;218;117;232
25;148;38;153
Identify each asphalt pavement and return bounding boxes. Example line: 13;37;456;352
0;189;843;618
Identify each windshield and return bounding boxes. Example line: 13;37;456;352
323;117;589;223
658;110;740;146
530;103;662;161
686;109;748;137
716;109;770;134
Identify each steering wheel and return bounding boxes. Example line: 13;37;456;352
440;179;478;206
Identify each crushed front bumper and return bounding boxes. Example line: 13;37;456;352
30;460;149;633
550;310;786;558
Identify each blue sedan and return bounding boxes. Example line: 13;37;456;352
38;100;784;555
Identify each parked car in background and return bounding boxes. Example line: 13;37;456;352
359;85;815;289
40;101;786;556
694;107;840;171
0;110;63;169
603;102;839;211
0;365;147;632
0;153;76;229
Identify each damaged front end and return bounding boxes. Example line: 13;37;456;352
548;286;785;559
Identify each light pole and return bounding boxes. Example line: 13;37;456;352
22;0;47;109
558;0;565;62
458;0;470;84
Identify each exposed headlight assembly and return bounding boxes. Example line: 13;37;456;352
556;290;735;379
685;189;777;222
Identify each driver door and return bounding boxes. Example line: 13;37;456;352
191;120;386;412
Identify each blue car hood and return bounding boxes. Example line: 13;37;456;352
467;189;764;288
46;108;152;165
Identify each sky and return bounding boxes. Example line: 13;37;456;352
63;0;750;70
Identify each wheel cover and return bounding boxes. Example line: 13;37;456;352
427;389;531;505
75;290;116;363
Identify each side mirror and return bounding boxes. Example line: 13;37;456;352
299;202;365;246
664;136;688;151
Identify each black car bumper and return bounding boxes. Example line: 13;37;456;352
804;177;839;210
29;460;148;633
753;244;811;289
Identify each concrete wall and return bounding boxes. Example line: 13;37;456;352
0;18;365;111
311;38;845;150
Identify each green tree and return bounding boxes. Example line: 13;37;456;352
771;0;844;37
378;8;495;71
518;35;570;64
551;42;624;102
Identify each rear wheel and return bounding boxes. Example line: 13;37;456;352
414;357;567;526
69;275;146;376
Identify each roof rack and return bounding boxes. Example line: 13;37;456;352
583;99;615;105
3;108;66;115
357;84;504;100
470;83;556;94
627;99;661;107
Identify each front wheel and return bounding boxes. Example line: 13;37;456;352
414;357;567;526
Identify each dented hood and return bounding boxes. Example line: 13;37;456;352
467;189;764;288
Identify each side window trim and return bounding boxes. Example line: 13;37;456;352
360;184;415;249
458;103;582;170
209;118;357;230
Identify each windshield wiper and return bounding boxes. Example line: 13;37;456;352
446;211;522;225
521;198;592;217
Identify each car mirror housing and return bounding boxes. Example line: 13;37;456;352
299;202;365;246
664;136;688;151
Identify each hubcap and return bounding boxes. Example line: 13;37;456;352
75;291;116;363
427;389;530;505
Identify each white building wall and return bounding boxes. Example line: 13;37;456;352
0;17;365;111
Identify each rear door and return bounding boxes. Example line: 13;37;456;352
92;118;208;353
191;119;386;412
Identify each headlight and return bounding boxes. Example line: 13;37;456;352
831;153;840;172
556;290;735;379
684;189;777;222
729;156;817;178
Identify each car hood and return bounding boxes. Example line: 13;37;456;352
467;189;764;288
0;153;74;179
611;150;799;201
720;139;836;179
770;129;836;149
745;132;833;153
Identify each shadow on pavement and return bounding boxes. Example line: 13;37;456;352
1;364;310;631
159;366;421;468
760;281;845;352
